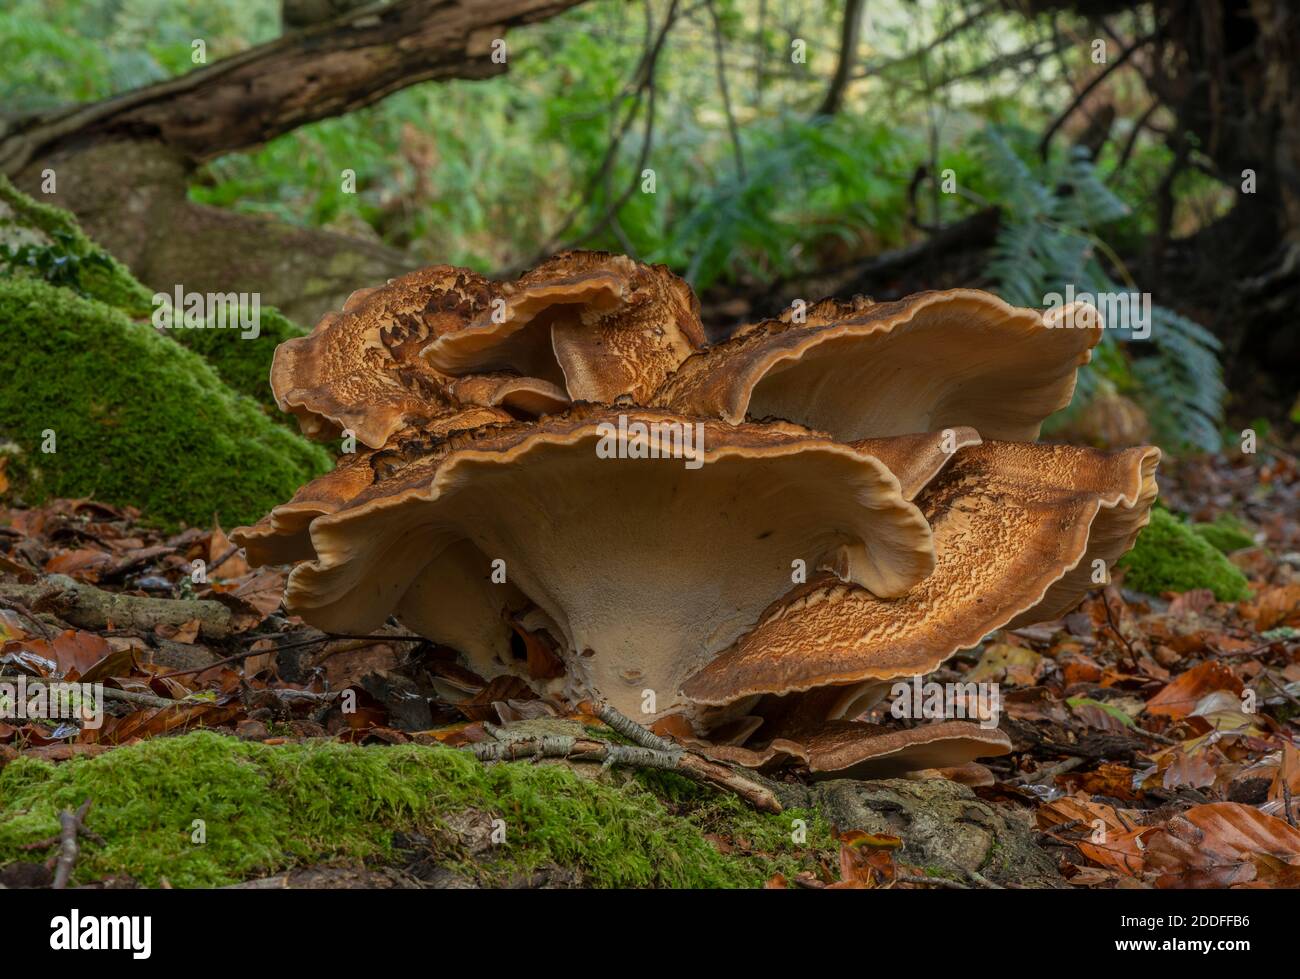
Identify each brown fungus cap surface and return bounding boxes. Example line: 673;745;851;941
683;438;1160;707
271;266;503;447
653;290;1103;441
423;252;705;404
282;407;935;718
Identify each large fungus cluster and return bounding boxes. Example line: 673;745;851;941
233;251;1159;779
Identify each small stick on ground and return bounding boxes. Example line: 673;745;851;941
593;701;677;752
467;735;781;813
892;874;971;890
0;595;53;640
207;545;242;575
99;686;202;710
965;867;1004;889
50;798;97;889
1009;755;1085;787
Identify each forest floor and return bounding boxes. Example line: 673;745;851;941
1;450;1298;889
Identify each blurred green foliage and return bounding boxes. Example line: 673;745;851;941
2;0;1234;450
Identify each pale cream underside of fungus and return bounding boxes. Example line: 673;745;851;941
422;252;706;405
281;409;935;718
653;290;1103;442
682;437;1161;708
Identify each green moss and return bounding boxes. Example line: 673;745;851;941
172;304;305;412
1191;514;1256;555
0;732;831;888
0;175;153;316
1116;508;1251;601
0;276;330;527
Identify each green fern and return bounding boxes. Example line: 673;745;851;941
977;126;1224;451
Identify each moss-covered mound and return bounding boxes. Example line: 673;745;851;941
173;304;306;409
0;731;831;888
0;276;330;527
3;175;300;415
0;175;153;316
1191;514;1257;555
1116;508;1252;601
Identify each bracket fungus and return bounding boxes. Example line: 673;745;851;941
234;251;1160;782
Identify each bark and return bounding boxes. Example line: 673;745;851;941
0;0;588;326
0;574;235;640
0;0;587;174
814;0;867;118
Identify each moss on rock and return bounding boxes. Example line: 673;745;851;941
0;731;833;888
0;276;330;527
3;177;299;416
1116;508;1252;601
172;304;306;411
0;175;153;316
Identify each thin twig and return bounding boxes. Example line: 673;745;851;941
155;633;424;680
892;874;971;889
51;798;93;889
466;734;781;813
207;545;241;575
1038;32;1155;159
0;596;54;640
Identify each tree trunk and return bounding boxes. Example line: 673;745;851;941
0;0;587;326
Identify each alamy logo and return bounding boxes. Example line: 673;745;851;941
0;676;103;729
151;285;261;339
595;414;705;470
49;910;151;959
1043;285;1151;340
890;676;1001;729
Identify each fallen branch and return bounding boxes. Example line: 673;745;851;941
467;735;781;813
0;574;233;639
593;701;678;752
0;0;588;175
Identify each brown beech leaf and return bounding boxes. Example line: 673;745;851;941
1061;762;1141;801
208;524;250;579
967;642;1041;686
23;629;114;678
1144;661;1243;718
835;830;901;887
1241;584;1300;631
1144;802;1300;888
1161;748;1218;790
43;548;112;580
1038;796;1145;876
1269;743;1300;803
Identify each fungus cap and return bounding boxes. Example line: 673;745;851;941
271;266;497;447
423;252;705;404
654;290;1103;441
282;407;935;717
684;438;1160;706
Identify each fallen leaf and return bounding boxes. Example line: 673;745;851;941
1144;661;1243;718
208;524;249;579
1144;802;1300;888
21;629;114;677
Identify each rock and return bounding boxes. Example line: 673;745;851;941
812;777;1064;887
